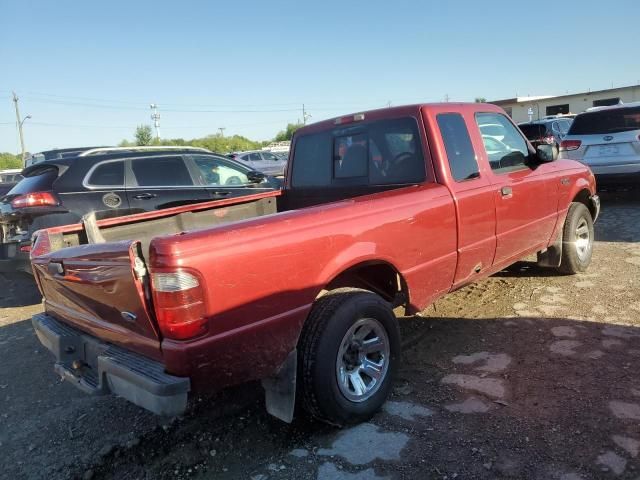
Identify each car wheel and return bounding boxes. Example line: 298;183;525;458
558;202;594;274
298;288;400;426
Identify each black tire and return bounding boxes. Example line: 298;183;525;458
558;202;594;274
298;288;400;426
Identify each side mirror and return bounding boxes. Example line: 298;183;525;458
536;144;558;163
247;170;266;183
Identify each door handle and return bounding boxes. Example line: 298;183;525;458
210;191;231;196
133;193;157;200
501;186;513;197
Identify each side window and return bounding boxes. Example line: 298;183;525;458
262;152;279;162
334;133;368;178
131;156;193;187
193;156;250;186
437;113;479;182
476;113;529;174
248;152;262;162
87;161;124;186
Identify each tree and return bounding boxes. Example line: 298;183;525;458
274;123;303;142
0;152;22;169
135;125;153;146
475;97;487;103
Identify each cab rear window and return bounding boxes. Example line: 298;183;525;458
291;117;426;187
569;106;640;135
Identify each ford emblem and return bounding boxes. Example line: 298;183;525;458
603;135;614;141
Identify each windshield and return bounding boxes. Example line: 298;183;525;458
569;106;640;135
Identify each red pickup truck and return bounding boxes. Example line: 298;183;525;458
30;103;599;426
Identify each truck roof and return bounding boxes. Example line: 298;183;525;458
296;103;504;136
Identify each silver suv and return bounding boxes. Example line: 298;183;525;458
229;150;287;176
559;102;640;187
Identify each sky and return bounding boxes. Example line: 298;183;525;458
1;0;639;153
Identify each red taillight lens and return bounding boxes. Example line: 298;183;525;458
31;232;52;258
151;271;208;340
560;140;582;151
10;191;59;209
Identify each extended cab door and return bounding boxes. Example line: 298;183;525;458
424;107;497;287
472;112;558;266
126;155;210;213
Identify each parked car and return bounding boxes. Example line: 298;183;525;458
30;103;598;426
518;117;573;153
272;151;289;161
0;147;277;273
559;102;640;188
0;169;24;196
25;147;111;167
229;150;287;176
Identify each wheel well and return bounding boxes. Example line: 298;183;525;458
572;189;596;219
323;262;407;307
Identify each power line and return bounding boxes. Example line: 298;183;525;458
14;91;402;111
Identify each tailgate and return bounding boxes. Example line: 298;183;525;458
31;238;161;359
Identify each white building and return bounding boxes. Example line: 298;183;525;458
491;84;640;123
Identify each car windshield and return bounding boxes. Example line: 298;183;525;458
569;106;640;135
518;124;547;140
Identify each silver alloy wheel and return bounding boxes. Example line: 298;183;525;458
336;317;390;403
575;217;591;261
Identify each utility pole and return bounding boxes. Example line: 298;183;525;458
12;92;27;163
444;93;450;103
150;104;161;141
302;104;311;125
218;127;226;137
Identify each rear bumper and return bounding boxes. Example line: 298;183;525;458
32;313;190;416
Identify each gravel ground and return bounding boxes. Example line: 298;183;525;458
0;191;639;480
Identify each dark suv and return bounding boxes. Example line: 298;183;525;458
518;117;573;153
0;148;277;273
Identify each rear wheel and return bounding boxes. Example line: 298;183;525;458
558;202;594;274
298;288;400;426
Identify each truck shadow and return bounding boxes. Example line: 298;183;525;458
595;189;640;243
0;272;42;308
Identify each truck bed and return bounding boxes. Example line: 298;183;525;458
34;190;280;258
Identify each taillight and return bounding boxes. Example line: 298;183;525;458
560;140;582;151
151;271;208;340
30;231;52;258
10;191;59;209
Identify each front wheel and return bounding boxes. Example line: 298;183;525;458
298;288;400;426
558;202;594;274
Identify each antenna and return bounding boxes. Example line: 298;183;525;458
150;103;161;140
